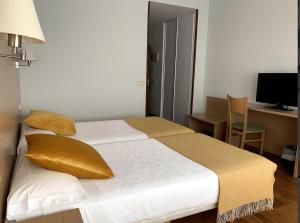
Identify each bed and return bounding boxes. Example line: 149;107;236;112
17;116;194;154
7;130;276;223
7;138;219;223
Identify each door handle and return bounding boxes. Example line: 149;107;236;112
147;78;150;87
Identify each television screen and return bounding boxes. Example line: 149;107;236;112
256;73;298;107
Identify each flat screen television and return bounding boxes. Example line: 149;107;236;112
256;73;298;111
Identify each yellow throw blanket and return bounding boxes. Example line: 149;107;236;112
156;133;277;223
124;117;194;138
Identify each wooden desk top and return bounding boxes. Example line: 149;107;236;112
249;104;298;119
188;113;227;125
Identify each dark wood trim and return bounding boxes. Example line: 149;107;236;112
189;9;199;115
145;1;151;116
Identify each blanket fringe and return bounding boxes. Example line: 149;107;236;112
217;198;273;223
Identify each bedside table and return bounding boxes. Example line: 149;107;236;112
19;209;83;223
188;113;227;141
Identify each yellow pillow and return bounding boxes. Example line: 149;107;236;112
25;134;114;179
24;110;76;136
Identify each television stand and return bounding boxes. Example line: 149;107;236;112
264;104;295;111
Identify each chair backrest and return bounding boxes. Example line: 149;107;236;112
227;95;248;132
227;95;248;115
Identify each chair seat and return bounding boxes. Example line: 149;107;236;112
232;122;265;132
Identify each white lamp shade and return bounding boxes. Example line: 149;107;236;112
0;0;45;43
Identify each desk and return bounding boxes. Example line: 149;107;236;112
249;104;297;118
204;96;298;177
247;104;297;156
248;104;298;177
188;113;227;140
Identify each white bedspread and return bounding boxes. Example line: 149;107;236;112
8;139;219;223
17;120;147;154
70;120;148;145
78;139;219;223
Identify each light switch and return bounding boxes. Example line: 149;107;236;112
136;81;145;86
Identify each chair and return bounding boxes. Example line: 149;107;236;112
226;95;265;155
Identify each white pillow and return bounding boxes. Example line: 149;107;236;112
17;124;55;154
7;155;87;221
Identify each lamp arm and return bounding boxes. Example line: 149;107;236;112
0;53;21;60
0;49;33;67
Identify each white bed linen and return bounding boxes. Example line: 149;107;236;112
79;139;219;223
7;156;87;221
8;139;219;223
70;120;148;145
18;120;148;154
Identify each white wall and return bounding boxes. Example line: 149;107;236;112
204;0;297;104
20;0;209;121
21;0;148;121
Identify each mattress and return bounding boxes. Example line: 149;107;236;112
18;117;194;153
8;139;219;223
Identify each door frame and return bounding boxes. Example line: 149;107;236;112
145;1;151;116
189;9;198;114
145;2;198;117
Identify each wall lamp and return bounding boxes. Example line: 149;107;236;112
0;0;45;68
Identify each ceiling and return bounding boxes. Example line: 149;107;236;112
149;2;196;27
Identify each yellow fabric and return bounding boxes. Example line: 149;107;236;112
156;133;277;215
24;110;76;136
124;116;194;138
25;134;114;179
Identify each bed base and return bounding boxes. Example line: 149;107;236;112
140;203;217;223
12;203;217;223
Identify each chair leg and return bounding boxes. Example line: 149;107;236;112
225;126;228;143
227;127;232;144
240;133;246;149
260;132;265;155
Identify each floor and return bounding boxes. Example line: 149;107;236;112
173;151;297;223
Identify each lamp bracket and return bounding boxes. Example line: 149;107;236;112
0;48;32;67
0;53;21;60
